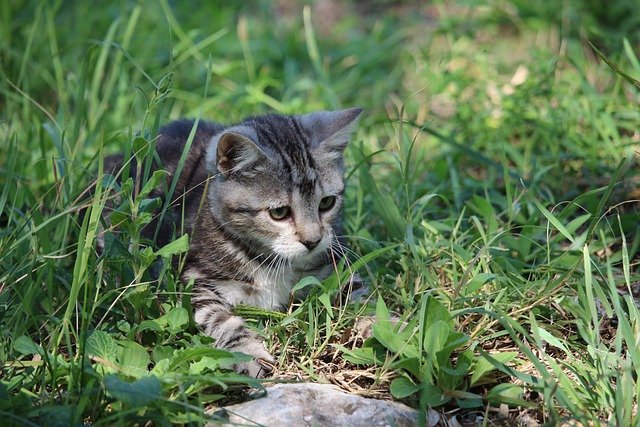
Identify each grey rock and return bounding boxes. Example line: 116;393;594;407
210;382;418;426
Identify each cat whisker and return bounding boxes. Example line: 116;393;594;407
332;234;383;248
334;240;376;283
333;244;361;262
329;232;375;287
330;235;364;262
247;252;276;278
264;252;282;285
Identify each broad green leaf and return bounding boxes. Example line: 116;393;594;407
292;276;322;292
85;330;118;363
372;320;404;354
486;383;535;408
138;170;167;200
470;351;518;386
423;296;452;330
399;342;420;359
135;211;153;227
390;376;420;399
437;331;469;365
335;345;376;365
103;232;132;261
121;177;134;198
169;347;237;371
138;197;161;214
158;307;189;331
189;357;215;375
151;358;170;376
375;294;390;322
189;355;238;375
372;296;414;354
439;370;468;392
104;374;161;407
155;234;189;257
139;246;156;268
456;396;483;408
134;319;163;335
117;340;150;378
421;384;449;407
392;356;422;378
152;346;174;363
13;336;44;356
423;320;449;360
440;362;472;378
464;273;496;295
132;136;151;162
109;207;131;230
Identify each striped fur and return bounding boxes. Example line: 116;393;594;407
105;108;362;377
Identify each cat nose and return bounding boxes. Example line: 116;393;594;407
301;238;321;250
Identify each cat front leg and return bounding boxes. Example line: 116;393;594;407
192;289;275;378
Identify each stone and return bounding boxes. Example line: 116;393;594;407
210;383;419;426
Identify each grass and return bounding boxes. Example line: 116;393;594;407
1;0;639;425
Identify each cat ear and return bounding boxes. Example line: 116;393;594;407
207;126;266;176
299;107;363;156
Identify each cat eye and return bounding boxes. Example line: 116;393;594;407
269;206;291;220
318;196;336;212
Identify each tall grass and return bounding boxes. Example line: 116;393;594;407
1;0;639;424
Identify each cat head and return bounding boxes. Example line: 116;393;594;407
205;108;362;262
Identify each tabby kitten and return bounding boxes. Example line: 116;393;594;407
104;108;362;377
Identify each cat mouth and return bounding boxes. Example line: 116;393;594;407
270;244;325;262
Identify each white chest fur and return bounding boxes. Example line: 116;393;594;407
206;259;300;310
185;252;334;311
247;265;300;309
218;259;333;310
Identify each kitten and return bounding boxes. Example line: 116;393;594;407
103;108;363;377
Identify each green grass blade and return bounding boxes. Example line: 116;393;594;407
528;194;574;243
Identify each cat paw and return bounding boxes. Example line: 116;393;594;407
236;356;275;378
232;341;276;378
